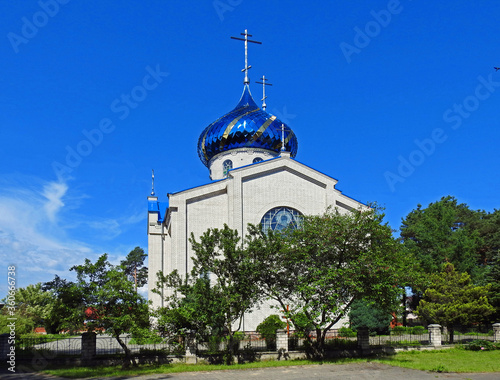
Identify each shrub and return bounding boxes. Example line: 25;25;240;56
256;314;286;348
338;327;356;337
391;326;407;335
409;326;426;335
464;339;500;351
237;342;260;363
324;338;357;350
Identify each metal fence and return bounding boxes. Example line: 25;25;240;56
16;335;183;359
196;332;270;354
15;327;497;360
369;332;430;347
288;329;358;350
18;336;81;358
16;333;270;360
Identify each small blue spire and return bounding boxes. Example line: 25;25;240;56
235;85;259;109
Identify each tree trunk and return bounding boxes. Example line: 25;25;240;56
224;325;236;365
114;334;137;368
449;328;454;344
305;328;325;360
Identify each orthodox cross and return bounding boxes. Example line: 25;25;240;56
231;29;262;85
256;75;272;110
281;305;290;335
280;124;288;151
151;169;155;196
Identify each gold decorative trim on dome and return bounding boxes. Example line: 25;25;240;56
219;109;259;149
250;115;276;143
272;130;295;150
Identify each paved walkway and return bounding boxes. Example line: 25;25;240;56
1;363;499;380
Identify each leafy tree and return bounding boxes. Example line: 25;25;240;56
400;196;483;279
45;254;150;368
348;299;393;335
155;225;261;364
248;206;417;359
120;246;148;291
43;275;83;333
0;283;61;334
0;312;35;335
416;263;494;343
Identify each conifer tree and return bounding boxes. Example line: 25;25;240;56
417;263;494;343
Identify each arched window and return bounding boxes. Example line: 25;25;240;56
253;157;263;163
223;159;233;177
260;207;302;232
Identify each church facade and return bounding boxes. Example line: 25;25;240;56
147;32;365;331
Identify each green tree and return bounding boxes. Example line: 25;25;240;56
348;299;393;335
0;283;61;334
485;250;500;323
416;263;494;343
248;206;417;359
155;225;261;364
45;254;150;368
400;197;500;322
477;208;500;267
400;196;484;279
0;312;36;336
120;246;148;291
256;314;286;349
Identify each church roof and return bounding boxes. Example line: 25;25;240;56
197;85;298;167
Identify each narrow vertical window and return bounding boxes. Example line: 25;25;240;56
223;159;233;177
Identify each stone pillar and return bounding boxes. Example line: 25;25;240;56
357;327;370;350
428;324;442;346
185;335;197;364
81;332;96;362
276;329;289;360
493;323;500;343
276;329;288;352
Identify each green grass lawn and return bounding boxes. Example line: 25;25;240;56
42;348;500;378
373;348;500;373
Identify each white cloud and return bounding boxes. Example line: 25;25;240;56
42;181;68;221
0;176;93;295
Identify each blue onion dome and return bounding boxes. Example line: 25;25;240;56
197;85;298;167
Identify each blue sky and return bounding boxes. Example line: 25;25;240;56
1;0;499;298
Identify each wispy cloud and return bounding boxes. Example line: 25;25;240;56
0;173;147;299
0;174;144;297
0;175;90;293
42;181;68;222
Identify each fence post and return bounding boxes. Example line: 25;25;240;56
428;324;442;346
493;323;500;343
276;329;288;358
357;327;370;350
185;334;197;364
81;332;96;363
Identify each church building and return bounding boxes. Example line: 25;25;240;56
147;30;365;331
